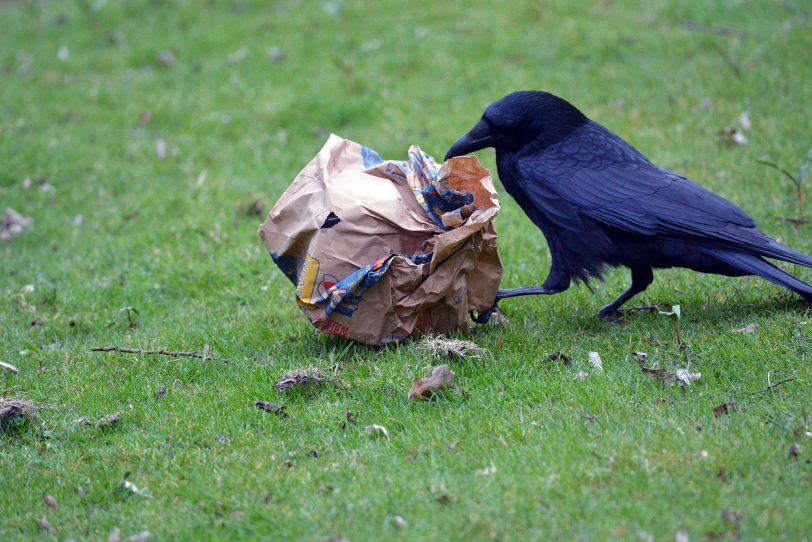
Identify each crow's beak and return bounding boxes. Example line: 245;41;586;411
444;118;494;161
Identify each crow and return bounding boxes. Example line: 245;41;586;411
444;91;812;322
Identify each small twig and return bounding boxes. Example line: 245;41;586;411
90;346;224;362
708;41;742;78
750;376;797;395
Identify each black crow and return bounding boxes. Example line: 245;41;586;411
445;91;812;321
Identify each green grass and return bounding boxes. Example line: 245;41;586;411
2;0;811;539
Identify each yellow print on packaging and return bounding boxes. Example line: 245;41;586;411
296;254;320;307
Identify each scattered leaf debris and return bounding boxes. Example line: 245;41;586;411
2;208;33;243
641;367;700;386
436;494;452;505
738;111;751;131
675;369;701;385
267;46;285;62
158;50;175;66
255;401;289;418
409;365;455;400
722;508;743;525
43;494;58;510
155;138;167;159
363;424;389;439
239;197;268;217
546;352;572;366
419;335;486;359
731;323;756;333
97;413;121;429
37;517;56;533
275;367;329;392
719;127;748;145
0;361;19;374
714;402;737;417
0;397;37;432
116;477;151;499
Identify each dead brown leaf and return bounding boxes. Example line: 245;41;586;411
43;493;58;510
2;208;33;243
240;198;268;217
408;365;455;399
255;401;288;418
37;517;56;533
714;402;737;417
136;110;152;129
546;352;572;366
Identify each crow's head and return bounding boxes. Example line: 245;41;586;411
444;91;588;160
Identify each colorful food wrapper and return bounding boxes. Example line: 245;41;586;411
258;134;502;345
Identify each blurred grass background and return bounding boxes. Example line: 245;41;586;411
1;0;811;540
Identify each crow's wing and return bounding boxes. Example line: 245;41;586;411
517;121;760;246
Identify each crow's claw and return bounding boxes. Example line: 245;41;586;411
598;304;659;323
471;305;498;324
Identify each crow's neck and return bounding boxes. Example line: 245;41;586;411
533;109;590;151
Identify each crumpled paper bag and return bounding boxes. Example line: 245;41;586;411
258;134;501;345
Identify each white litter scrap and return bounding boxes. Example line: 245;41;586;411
588;351;603;371
675;369;701;386
0;361;19;374
363;424;390;440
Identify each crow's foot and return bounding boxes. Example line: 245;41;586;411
598;304;659;322
471;305;499;325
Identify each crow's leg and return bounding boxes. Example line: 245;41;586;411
472;270;570;324
597;266;654;321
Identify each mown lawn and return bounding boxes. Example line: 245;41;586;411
1;0;811;540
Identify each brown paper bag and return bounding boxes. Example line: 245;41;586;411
258;135;502;345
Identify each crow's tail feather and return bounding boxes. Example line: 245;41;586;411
761;239;812;268
701;248;812;300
